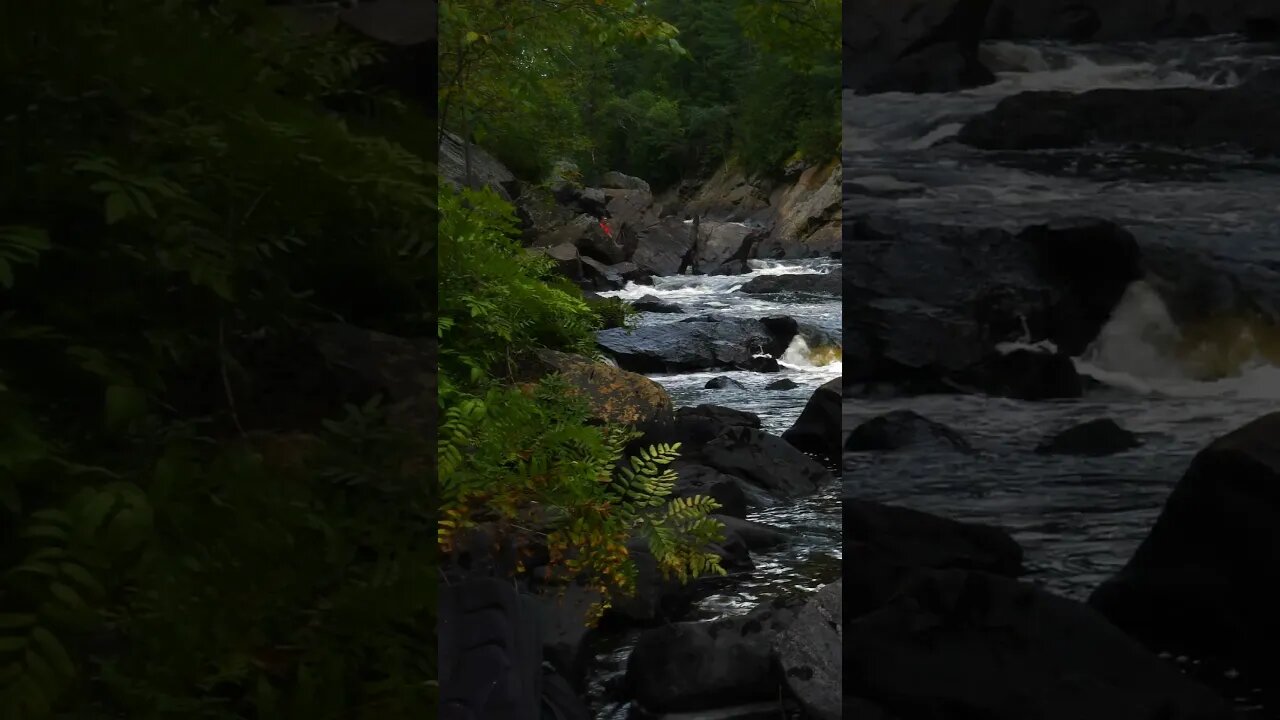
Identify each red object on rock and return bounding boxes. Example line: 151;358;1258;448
599;220;613;237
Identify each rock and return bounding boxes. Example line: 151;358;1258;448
958;78;1280;157
704;375;746;390
626;596;804;714
845;175;927;198
528;242;582;282
845;410;971;452
1089;412;1280;697
738;272;841;296
632;294;683;313
765;378;799;390
846;0;997;94
1036;418;1142;456
755;161;841;259
597;315;799;373
676;404;763;432
580;257;650;291
551;185;609;220
682;163;773;222
670;462;750;520
530;583;604;687
846;499;1023;617
608;535;749;626
775;582;842;720
714;515;788;551
438;131;519;200
959;347;1084;401
985;0;1280;41
781;378;842;463
691;426;833;500
600;170;652;193
631;217;698;277
582;291;628;330
845;215;1140;397
692;221;765;275
521;350;673;436
848;568;1237;720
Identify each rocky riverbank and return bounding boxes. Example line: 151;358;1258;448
847;1;1279;716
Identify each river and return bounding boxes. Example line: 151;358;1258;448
845;34;1280;712
589;257;843;718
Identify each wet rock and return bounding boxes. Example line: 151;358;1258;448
626;596;805;714
580;257;650;291
1089;412;1280;698
846;0;996;94
608;535;749;626
1036;418;1142;456
765;378;799;390
738;271;841;296
781;378;842;463
597;315;799;373
845;215;1139;397
958;76;1280;157
705;376;746;390
846;499;1023;616
670;462;749;520
776;582;842;720
632;294;683;313
530;583;604;687
845;410;972;452
691;426;833;500
849;568;1236;720
714;515;788;551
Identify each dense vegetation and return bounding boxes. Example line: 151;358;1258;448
440;0;841;185
1;2;435;718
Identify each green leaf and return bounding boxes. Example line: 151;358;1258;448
104;384;146;429
0;614;36;631
464;30;479;44
30;626;75;679
104;192;135;224
48;583;86;611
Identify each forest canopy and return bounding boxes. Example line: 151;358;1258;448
439;0;841;184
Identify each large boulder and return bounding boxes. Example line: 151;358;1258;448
692;220;765;275
738;271;841;297
438;131;519;200
521;350;673;436
846;0;996;94
596;315;799;373
630;217;697;277
845;410;972;452
957;73;1280;157
690;426;834;500
775;582;842;720
681;163;774;222
1089;413;1280;698
781;378;843;462
626;596;805;715
848;568;1237;720
1036;418;1142;456
845;215;1141;397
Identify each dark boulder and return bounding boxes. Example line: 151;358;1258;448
846;410;972;452
848;568;1237;720
670;462;749;520
1089;412;1280;698
580;257;650;291
691;426;833;500
518;350;673;437
1036;418;1142;456
438;131;519;200
597;315;800;373
765;378;799;390
692;221;765;275
846;0;996;94
632;294;682;314
781;378;842;462
774;581;842;720
738;271;841;297
607;534;749;626
845;215;1139;397
715;515;789;551
626;596;804;714
705;375;746;390
957;77;1280;157
630;217;697;277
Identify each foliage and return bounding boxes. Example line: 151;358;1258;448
437;186;725;620
1;1;434;718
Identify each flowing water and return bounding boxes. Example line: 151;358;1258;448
589;258;843;718
846;35;1280;711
